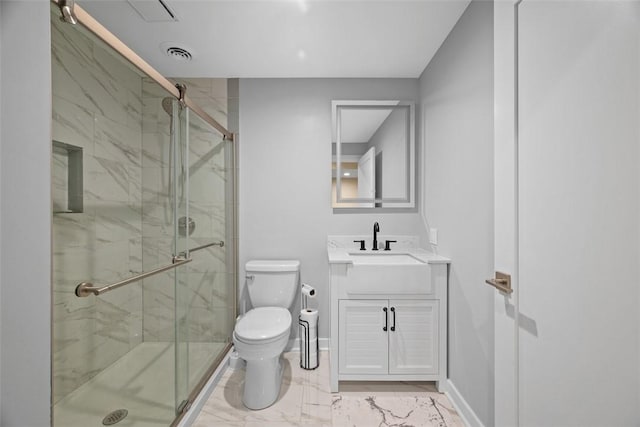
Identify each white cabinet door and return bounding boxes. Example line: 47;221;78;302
388;300;438;375
338;300;388;374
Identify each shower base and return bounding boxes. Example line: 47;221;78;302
54;341;226;427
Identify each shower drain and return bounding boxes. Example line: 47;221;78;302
102;409;128;425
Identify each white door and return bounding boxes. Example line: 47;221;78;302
338;299;388;374
495;1;640;425
357;147;375;207
517;1;640;425
388;300;438;375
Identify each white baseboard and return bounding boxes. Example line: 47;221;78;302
177;349;231;427
444;379;485;427
286;337;330;352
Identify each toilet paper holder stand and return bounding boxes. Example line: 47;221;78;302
299;283;319;370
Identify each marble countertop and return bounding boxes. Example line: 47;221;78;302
327;235;450;265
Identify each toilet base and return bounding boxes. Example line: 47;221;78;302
242;355;283;410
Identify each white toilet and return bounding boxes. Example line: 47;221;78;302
233;259;299;410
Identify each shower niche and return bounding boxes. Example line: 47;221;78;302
52;140;83;214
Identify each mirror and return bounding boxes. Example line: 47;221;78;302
331;100;415;208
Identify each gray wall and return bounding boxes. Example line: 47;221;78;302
238;78;427;339
0;2;52;426
419;1;494;425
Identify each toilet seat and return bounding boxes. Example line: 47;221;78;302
234;307;291;344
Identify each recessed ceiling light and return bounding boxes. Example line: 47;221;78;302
343;172;351;177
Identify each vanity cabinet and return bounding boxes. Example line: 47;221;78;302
338;299;438;376
327;240;449;393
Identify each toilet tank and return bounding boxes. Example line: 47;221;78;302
246;260;300;308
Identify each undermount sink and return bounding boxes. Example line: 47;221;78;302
346;251;431;294
348;252;425;265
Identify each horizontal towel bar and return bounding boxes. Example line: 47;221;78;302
179;240;224;257
75;257;192;297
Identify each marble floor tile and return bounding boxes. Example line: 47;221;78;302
192;353;303;426
193;351;465;427
299;352;333;426
331;393;462;427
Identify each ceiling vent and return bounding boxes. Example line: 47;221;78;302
166;47;192;61
127;0;177;22
160;42;194;62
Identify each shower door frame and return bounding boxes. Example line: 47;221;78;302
50;1;238;425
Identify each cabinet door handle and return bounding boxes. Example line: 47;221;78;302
382;307;388;331
390;307;396;331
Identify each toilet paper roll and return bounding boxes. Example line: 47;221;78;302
301;283;316;298
299;308;318;325
302;337;318;349
301;339;318;367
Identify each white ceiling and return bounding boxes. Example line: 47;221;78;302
79;0;470;78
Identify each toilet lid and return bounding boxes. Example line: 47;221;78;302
235;307;292;341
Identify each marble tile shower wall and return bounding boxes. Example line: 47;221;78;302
51;16;144;403
141;78;234;349
139;78;176;342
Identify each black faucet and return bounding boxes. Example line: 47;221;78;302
372;222;380;251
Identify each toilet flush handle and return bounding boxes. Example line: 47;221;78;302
245;274;255;281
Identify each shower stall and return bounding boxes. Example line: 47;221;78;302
50;3;237;426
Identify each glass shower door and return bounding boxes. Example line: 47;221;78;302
174;106;235;411
51;6;187;425
51;5;236;425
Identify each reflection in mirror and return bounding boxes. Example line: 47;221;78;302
331;100;415;209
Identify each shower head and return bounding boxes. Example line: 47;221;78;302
161;97;174;117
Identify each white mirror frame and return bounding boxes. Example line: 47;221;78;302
332;100;415;209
